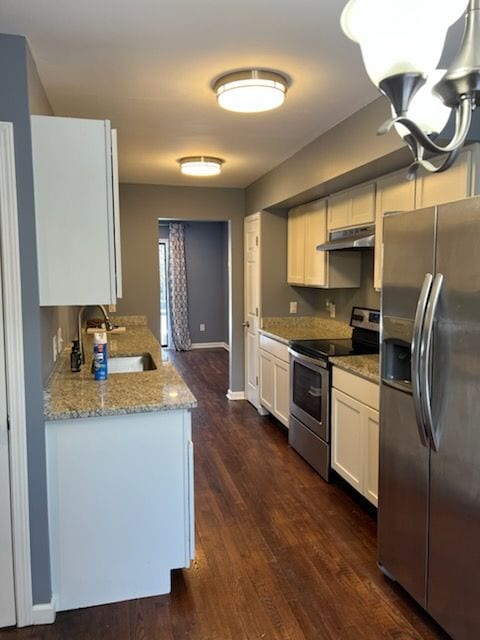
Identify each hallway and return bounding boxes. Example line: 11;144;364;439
1;349;447;640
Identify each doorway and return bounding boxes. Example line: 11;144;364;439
158;220;230;359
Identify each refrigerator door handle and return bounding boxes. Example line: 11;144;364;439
420;273;444;452
411;273;433;447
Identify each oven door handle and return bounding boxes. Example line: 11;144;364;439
307;386;322;397
288;348;327;369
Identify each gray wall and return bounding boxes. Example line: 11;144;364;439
245;97;412;214
116;184;244;390
0;34;51;604
259;207;380;321
160;222;228;344
289;249;381;323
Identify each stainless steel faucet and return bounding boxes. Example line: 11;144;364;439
77;305;114;364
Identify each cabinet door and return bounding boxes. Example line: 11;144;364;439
364;407;379;507
374;170;416;290
187;439;195;560
287;207;305;284
259;350;274;412
31;115;116;306
273;358;290;427
328;191;351;230
111;129;123;299
415;149;471;209
350;182;376;226
304;200;327;287
331;389;364;492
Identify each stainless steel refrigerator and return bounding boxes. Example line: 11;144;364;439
379;196;480;640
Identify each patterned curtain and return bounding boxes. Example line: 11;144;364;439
168;223;192;351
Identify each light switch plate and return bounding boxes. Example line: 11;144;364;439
289;301;298;314
329;303;336;319
200;323;205;332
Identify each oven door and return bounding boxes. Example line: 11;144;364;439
289;350;330;442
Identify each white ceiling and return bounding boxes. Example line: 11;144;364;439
0;0;463;188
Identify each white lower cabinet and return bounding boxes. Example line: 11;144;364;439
259;334;290;427
331;367;379;506
47;409;194;612
259;350;274;413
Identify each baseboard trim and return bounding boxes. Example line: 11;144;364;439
226;389;246;401
32;597;56;625
222;342;230;352
191;342;226;350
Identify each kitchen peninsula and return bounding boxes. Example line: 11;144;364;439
44;317;196;612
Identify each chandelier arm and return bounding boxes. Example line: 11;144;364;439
406;147;462;178
393;98;473;154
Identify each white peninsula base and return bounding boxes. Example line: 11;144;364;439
46;409;194;612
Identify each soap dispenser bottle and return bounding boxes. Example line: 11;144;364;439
70;339;82;372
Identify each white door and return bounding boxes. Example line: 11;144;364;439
244;214;261;409
0;262;16;627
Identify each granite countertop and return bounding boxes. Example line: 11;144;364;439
260;316;352;344
330;354;380;384
44;323;197;421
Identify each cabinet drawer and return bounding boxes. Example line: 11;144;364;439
259;334;289;363
332;367;379;411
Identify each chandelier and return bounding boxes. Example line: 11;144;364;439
341;0;480;175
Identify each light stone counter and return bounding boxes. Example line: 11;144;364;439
330;354;380;384
260;316;352;344
44;324;197;420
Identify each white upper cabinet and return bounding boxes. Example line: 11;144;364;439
415;148;473;209
374;169;416;291
31;115;122;306
287;198;360;289
304;198;327;286
287;206;306;285
328;182;376;230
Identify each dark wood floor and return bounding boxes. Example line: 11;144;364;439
2;348;449;640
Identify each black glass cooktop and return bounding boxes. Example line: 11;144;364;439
290;338;378;361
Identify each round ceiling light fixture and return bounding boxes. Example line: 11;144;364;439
213;69;288;113
178;156;224;177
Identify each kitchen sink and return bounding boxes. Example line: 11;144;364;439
108;353;157;374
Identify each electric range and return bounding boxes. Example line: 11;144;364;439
288;306;380;480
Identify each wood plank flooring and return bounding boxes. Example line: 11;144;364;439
1;348;449;640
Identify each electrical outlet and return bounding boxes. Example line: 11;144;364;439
57;327;63;353
200;323;205;332
109;304;117;313
325;298;332;310
329;303;336;319
289;301;298;314
52;335;57;362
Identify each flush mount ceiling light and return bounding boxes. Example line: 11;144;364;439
341;0;480;175
213;69;288;113
178;156;224;177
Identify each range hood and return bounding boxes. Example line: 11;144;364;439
316;224;375;251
